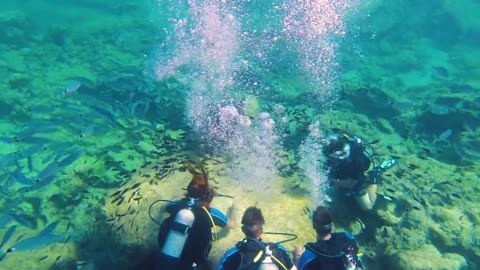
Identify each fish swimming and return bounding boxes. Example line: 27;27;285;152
1;222;63;261
61;80;81;97
8;234;63;252
0;225;17;250
433;129;452;143
56;149;84;167
92;105;124;129
11;167;34;186
35;162;59;183
39;222;59;236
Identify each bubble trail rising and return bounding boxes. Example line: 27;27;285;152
154;0;359;198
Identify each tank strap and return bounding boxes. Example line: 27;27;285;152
171;221;191;234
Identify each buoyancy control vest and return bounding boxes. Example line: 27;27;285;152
236;238;285;270
304;232;361;270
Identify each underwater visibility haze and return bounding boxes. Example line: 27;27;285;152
0;0;479;269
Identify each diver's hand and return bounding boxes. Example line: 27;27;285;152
333;178;358;188
226;202;240;229
292;246;303;259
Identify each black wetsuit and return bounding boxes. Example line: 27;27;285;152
326;135;372;193
217;238;295;270
297;232;362;270
155;198;227;270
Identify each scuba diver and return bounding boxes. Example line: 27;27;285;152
322;130;396;211
296;206;363;270
154;163;229;270
217;207;297;270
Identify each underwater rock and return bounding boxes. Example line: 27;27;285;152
400;206;428;229
423;11;461;49
378;226;426;251
473;225;480;258
443;0;480;31
428;206;474;251
455;129;480;164
376;209;401;226
7;73;31;89
385;244;467;270
165;128;185;141
345;87;397;119
243;95;259;118
414;96;480;165
48;24;69;46
375;118;395;134
0;11;30;46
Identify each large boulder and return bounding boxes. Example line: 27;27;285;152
385;244;467;270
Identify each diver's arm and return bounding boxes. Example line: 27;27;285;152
209;207;231;239
292;246;303;266
333;178;358;188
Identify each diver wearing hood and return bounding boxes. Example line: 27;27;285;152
154;163;229;270
217;207;297;270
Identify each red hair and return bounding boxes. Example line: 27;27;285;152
185;162;215;205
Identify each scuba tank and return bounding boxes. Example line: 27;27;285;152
258;245;278;270
161;198;196;258
235;232;297;270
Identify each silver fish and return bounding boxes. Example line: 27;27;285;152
0;225;16;249
39;222;59;236
62;80;81;96
8;234;63;252
433;129;452;143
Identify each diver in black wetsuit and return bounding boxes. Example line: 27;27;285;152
296;206;363;270
217;207;296;270
154;164;229;270
323;131;395;211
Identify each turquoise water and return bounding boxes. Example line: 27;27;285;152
0;0;479;269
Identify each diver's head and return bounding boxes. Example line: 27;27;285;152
185;163;215;206
241;207;265;238
312;206;334;237
323;134;351;160
186;174;214;202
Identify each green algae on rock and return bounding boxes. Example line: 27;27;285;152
385;244;467;270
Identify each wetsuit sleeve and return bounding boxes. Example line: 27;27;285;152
209;207;228;227
297;249;316;270
274;244;295;269
216;246;240;270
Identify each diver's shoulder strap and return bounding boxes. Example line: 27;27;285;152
236;238;268;270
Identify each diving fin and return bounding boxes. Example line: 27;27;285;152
380;158;396;171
